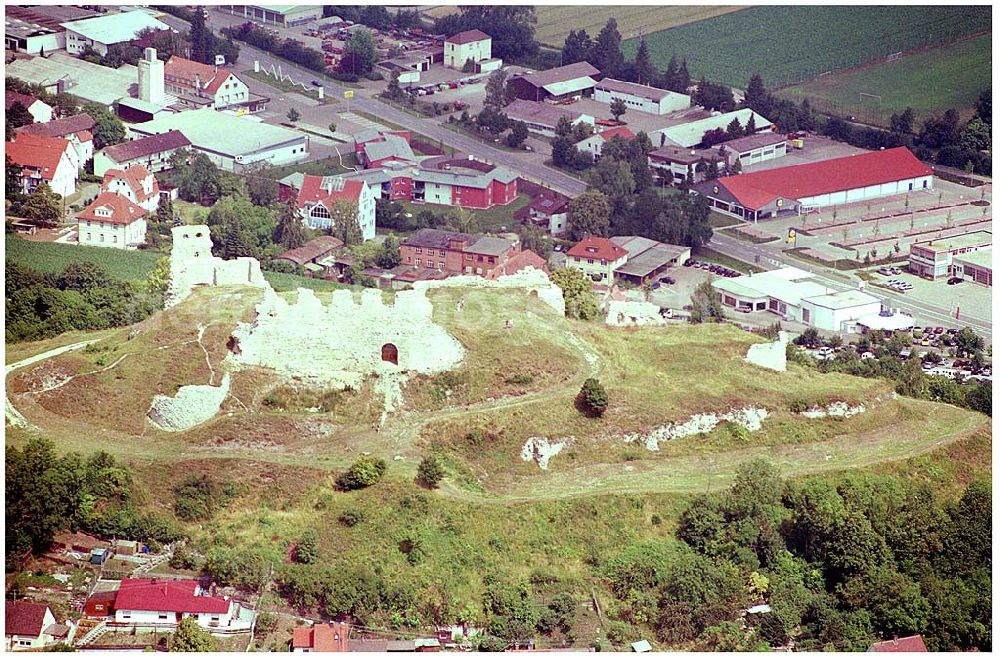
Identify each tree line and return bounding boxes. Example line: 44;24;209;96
6;438;182;571
5;259;166;343
602;459;990;651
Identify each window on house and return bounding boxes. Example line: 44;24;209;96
439;250;445;256
476;267;483;274
100;234;104;242
415;258;421;266
587;259;594;264
415;248;422;254
158;614;169;620
465;255;473;261
311;206;330;218
438;261;445;269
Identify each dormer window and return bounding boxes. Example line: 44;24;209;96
95;206;112;217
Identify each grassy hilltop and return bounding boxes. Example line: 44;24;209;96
6;283;991;650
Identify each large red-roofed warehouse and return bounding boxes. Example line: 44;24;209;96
691;147;934;222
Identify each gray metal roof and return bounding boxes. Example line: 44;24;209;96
363;134;416;163
468;235;516;256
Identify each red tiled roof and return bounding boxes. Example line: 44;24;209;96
598;126;636;141
292;623;351;652
114;578;231;614
869;635;928;653
16;114;95;139
500;249;550;276
446;29;490;45
5;90;40;110
716;147;931;210
5;134;71;180
164;56;237;95
77;192;147;225
274;236;344;267
5;601;50;637
102;130;191;163
567;236;628;262
102;165;158;203
296;174;365;208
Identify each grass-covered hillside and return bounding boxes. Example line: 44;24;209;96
5;283;991;651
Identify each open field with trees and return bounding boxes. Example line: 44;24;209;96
775;35;992;128
6;236;161;283
622;6;991;89
531;6;744;47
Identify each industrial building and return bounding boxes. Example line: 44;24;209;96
951;249;993;286
503;99;595;138
593;78;691;115
128;108;309;172
5;52;138;108
508;61;600;103
5;5;98;54
691;147;934;222
719;132;788;168
651;108;773;149
908;231;992;280
216;5;323;27
61;10;169;56
712;267;882;331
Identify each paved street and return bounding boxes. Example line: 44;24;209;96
161;12;587;196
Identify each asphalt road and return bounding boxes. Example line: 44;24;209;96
161;12;587;196
707;232;992;338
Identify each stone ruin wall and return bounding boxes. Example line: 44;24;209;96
166;225;269;307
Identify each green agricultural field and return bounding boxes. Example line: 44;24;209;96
532;5;745;47
623;5;991;90
6;236;162;282
775;35;992;127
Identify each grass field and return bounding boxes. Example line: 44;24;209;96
622;5;991;90
775;35;992;127
6;236;162;282
532;6;744;47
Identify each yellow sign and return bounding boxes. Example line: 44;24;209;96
344;90;354;99
235;107;248;116
787;228;796;244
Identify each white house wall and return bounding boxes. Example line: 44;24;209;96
798;176;933;208
424;182;452;205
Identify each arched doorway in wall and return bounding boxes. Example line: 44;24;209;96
381;343;399;365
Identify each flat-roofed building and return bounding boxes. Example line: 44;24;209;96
128;108;308;172
651;108;774;149
712;266;882;330
61;10;169;56
5;5;98;54
951;249;992;287
908;231;992;280
217;5;322;27
648;145;726;185
594;78;690;115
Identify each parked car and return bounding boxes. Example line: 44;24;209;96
661;276;676;285
736;304;752;313
684;258;696;267
947;277;963;285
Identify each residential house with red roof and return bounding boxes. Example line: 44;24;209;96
444;29;492;69
76;191;148;249
5;601;69;651
5;90;53;124
15;113;96;170
5;133;78;197
565;236;629;283
691;147;934;222
163;56;266;112
867;635;928;652
575;125;637;161
110;578;252;631
514;189;570;236
94;130;192;176
295;174;376;240
101;165;161;212
291;622;351;652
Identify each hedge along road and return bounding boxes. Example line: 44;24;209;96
159;12;588;198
